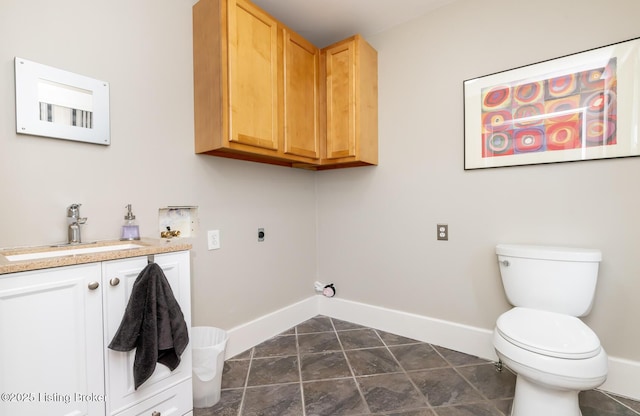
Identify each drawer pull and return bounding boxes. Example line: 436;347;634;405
88;281;99;290
151;412;161;416
110;277;120;286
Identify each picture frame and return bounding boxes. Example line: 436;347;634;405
15;57;110;145
463;37;640;170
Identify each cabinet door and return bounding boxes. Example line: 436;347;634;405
227;0;279;150
324;39;356;159
283;29;320;159
0;263;105;416
103;252;192;416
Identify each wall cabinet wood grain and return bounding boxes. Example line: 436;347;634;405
193;0;377;170
319;35;378;169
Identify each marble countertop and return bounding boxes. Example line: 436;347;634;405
0;238;192;275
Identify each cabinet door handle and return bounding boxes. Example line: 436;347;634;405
151;412;161;416
88;281;100;290
110;277;120;286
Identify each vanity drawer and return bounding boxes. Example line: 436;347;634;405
114;379;192;416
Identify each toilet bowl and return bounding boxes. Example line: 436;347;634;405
493;245;607;416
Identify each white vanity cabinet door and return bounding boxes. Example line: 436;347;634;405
0;263;106;416
102;251;192;416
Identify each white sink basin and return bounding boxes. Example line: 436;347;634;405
5;243;144;262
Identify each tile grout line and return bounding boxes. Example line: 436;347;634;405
295;324;307;416
601;390;640;415
374;328;438;415
451;364;508;415
431;346;509;416
236;347;254;416
330;317;373;415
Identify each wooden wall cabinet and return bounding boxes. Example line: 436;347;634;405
193;0;377;170
283;30;321;161
193;0;320;167
318;35;378;169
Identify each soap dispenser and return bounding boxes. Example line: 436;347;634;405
120;204;140;241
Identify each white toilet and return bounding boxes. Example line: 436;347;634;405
493;244;608;416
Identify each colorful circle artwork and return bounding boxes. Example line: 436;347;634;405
514;81;543;104
546;121;581;150
545;96;580;123
513;104;544;127
546;74;577;98
514;128;544;153
582;90;616;114
585;116;616;145
580;68;606;91
482;86;511;110
482;110;512;132
478;57;617;162
484;132;512;156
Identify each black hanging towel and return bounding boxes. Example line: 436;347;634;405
108;262;189;389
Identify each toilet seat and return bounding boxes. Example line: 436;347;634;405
496;307;601;359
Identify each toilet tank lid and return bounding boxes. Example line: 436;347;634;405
496;244;602;262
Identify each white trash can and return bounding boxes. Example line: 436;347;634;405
192;326;228;408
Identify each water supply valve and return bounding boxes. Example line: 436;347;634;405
314;281;336;297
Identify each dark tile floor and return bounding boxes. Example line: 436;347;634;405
194;315;640;416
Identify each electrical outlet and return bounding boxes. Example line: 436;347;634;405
437;224;448;241
207;229;220;250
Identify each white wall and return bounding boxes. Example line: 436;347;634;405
0;0;317;328
317;0;640;365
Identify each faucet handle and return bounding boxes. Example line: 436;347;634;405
67;203;82;218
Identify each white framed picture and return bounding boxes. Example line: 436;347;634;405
463;37;640;169
15;57;110;145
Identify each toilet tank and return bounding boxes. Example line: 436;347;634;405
496;244;602;317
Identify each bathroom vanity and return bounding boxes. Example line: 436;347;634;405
0;240;193;416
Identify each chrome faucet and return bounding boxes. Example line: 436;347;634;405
67;203;87;244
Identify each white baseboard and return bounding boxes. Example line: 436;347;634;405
223;295;640;401
317;296;497;361
225;296;318;358
600;356;640;401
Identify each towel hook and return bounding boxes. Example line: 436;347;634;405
147;254;155;264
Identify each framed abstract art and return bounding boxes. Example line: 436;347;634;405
463;37;640;169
